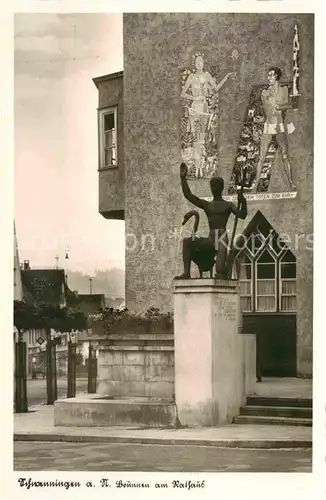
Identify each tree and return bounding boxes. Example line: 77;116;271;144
14;300;88;406
31;304;87;335
14;300;88;339
32;304;87;404
14;300;39;412
14;300;38;340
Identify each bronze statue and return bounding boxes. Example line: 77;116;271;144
181;210;216;278
175;162;247;279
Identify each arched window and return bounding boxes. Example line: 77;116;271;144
247;232;265;257
238;253;253;312
255;249;276;312
234;225;297;314
279;250;296;311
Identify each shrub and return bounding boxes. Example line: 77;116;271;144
90;307;173;335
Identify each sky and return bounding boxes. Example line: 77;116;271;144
14;13;124;275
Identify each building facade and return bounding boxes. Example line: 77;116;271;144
13;223;23;302
95;14;313;377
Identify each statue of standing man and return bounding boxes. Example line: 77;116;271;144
175;163;247;280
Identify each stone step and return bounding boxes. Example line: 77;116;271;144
54;397;178;428
240;405;312;419
246;396;312;408
233;415;312;427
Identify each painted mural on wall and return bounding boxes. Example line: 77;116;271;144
180;52;236;180
228;80;295;194
228;25;300;194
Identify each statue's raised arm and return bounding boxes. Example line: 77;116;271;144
180;163;208;210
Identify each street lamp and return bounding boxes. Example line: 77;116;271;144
55;246;70;269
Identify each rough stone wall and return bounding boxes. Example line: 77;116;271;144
98;348;175;399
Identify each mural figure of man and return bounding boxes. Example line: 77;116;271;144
254;67;296;191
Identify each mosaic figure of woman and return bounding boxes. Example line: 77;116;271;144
180;54;236;178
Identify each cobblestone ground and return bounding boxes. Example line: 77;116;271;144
14;442;312;472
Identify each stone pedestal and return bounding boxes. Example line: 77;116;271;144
173;279;247;426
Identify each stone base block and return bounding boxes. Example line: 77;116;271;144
176;401;222;427
174;279;247;426
97;379;174;400
54;394;177;428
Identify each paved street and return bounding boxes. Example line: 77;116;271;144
26;378;88;406
14;442;312;472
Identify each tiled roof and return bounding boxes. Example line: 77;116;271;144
22;283;36;305
65;285;79;307
21;269;66;305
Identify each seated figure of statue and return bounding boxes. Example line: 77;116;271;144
175;162;247;279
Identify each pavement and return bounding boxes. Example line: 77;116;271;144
26;377;88;406
14;378;312;449
14;441;312;472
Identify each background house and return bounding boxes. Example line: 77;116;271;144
68;292;105;368
20;262;68;375
13;226;106;377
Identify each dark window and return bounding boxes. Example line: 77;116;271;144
99;108;117;168
104;112;115;131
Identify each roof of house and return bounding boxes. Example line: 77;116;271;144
65;285;79;307
21;269;66;305
21;283;37;305
92;71;123;87
105;297;125;307
74;294;105;315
